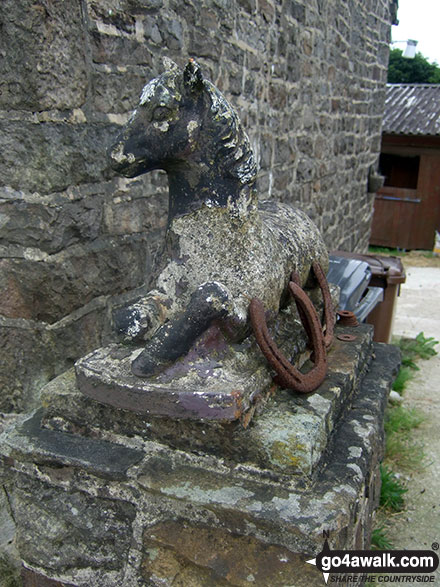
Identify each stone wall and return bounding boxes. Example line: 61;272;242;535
0;0;395;412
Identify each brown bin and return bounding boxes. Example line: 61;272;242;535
331;251;406;343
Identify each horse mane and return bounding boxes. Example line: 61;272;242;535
203;81;257;187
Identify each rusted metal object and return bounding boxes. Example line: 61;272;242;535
336;309;359;327
289;261;335;350
250;263;333;393
312;261;335;348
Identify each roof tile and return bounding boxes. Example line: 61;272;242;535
383;84;440;136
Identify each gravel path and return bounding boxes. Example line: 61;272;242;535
378;262;440;582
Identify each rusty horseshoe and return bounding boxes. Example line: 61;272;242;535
249;262;334;393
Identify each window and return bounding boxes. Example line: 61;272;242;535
379;153;420;189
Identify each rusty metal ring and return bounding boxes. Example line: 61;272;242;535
290;262;334;349
312;261;335;349
250;281;327;393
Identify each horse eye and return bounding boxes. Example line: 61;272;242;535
152;106;171;122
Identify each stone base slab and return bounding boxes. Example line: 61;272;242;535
48;324;373;477
1;340;400;586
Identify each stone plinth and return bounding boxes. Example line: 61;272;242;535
0;325;400;587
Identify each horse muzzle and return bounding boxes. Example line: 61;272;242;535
108;138;159;178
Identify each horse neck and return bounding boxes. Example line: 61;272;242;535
166;160;256;222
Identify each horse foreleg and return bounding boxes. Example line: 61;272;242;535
112;290;172;343
131;282;230;377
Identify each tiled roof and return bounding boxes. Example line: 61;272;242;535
382;84;440;136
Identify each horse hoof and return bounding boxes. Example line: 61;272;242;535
113;305;150;342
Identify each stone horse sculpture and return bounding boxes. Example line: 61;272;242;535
103;58;332;403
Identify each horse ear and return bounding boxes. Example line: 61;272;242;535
162;56;179;72
183;59;204;93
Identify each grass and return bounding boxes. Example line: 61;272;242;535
385;404;424;436
368;246;438;259
391;366;414;394
398;332;439;361
371;526;394;550
371;332;438;550
383;334;432;470
379;464;407;512
368;245;406;257
390;331;438;397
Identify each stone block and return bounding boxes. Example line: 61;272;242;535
0;191;104;254
90;31;152;66
45;325;370;478
141;521;321;586
0;236;148;322
0;297;109;413
92;70;147;114
0;121;118;194
15;475;136;573
0;0;87;111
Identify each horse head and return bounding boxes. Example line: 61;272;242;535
109;59;257;219
109;59;206;177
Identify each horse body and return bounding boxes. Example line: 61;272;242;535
109;59;327;377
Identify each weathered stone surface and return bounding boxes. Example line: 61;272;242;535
75;339;273;421
141;521;322;586
0;298;109;413
0;341;400;586
92;70;147;113
0;483;16;555
55;324;371;477
0;236;149;322
14;475;136;574
0;0;87;111
6;409;144;479
0;121;117;194
0;191;104;254
21;568;75;587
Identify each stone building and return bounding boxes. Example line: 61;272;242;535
0;0;397;412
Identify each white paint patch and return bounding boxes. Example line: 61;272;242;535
125;312;141;338
347;463;363;478
187;119;198;137
153;121;169;132
70;109;87;124
135;19;144;43
140;79;159;105
348;446;362;459
110;142;127;164
127;108;138;124
268;170;273;197
23;248;48;262
107;112;130;125
96;21;128;37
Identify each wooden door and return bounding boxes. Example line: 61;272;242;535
370;152;440;250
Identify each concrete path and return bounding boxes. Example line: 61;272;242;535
380;264;440;579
